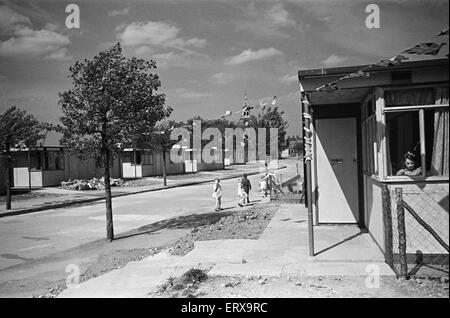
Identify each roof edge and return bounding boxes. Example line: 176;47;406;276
298;58;449;80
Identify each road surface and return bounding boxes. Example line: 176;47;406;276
0;162;297;272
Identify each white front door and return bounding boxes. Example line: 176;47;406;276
316;117;359;223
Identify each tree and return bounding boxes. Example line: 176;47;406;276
137;120;180;186
293;140;303;156
246;106;288;157
57;43;171;241
0;107;46;209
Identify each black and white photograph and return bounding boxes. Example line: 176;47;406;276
0;0;448;304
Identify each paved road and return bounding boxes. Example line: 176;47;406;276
0;161;298;273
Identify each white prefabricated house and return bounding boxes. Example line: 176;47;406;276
298;58;448;273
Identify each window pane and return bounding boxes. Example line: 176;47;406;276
135;151;142;164
385;87;434;107
29;152;42;170
386;112;421;176
122;152;132;163
435;86;449;105
426;109;449;176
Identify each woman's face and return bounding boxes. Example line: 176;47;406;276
405;158;416;171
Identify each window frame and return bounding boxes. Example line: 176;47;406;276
380;84;449;181
361;92;378;177
43;148;65;171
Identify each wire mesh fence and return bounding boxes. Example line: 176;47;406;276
269;171;304;203
386;185;449;278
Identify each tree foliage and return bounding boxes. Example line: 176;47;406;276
0;106;46;209
56;42;171;240
57;42;172;162
0;106;46;153
246;106;288;154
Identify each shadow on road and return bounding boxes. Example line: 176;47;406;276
115;211;236;240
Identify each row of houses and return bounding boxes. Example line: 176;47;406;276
0;131;225;192
298;58;448;269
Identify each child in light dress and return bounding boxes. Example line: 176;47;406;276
396;152;422;176
212;178;222;211
259;174;270;197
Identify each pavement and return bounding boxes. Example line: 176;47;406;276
58;203;395;298
0;161;285;217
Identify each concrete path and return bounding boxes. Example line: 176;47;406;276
59;204;395;298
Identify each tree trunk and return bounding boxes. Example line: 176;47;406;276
162;149;167;186
104;150;114;241
5;147;12;210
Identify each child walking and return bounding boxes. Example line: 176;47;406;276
259;174;270;197
212;178;222;211
238;178;247;207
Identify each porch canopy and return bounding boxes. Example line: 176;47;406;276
298;58;449;105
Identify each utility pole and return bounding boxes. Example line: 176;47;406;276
300;83;314;257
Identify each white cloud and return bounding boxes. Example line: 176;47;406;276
322;54;348;67
116;20;208;69
211;72;234;85
0;5;71;60
236;2;302;38
225;48;283;66
0;27;71;60
108;7;130;17
153;51;185;68
116;20;206;49
279;73;298;84
266;3;296;28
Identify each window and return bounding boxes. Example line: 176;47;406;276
95;154;114;168
386;112;420;175
135;151;142;165
29;151;42;170
44;150;65;170
384;85;449;177
141;151;154;165
362;95;377;176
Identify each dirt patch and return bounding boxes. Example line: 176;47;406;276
151;273;449;298
168;204;278;256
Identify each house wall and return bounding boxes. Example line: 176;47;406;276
67;155;121;180
197;161;224;171
42;170;66;186
13;167;30;187
364;176;385;251
0;160;5;194
122;151;185;178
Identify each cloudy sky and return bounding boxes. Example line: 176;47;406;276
0;0;448;136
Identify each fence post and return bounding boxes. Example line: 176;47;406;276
382;185;394;269
395;187;408;279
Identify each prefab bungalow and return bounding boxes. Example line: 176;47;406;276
120;146;224;179
0;159;5;194
121;148;185;178
9;131;121;188
298;59;448;272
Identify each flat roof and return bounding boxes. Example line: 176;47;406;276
298;58;449;80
